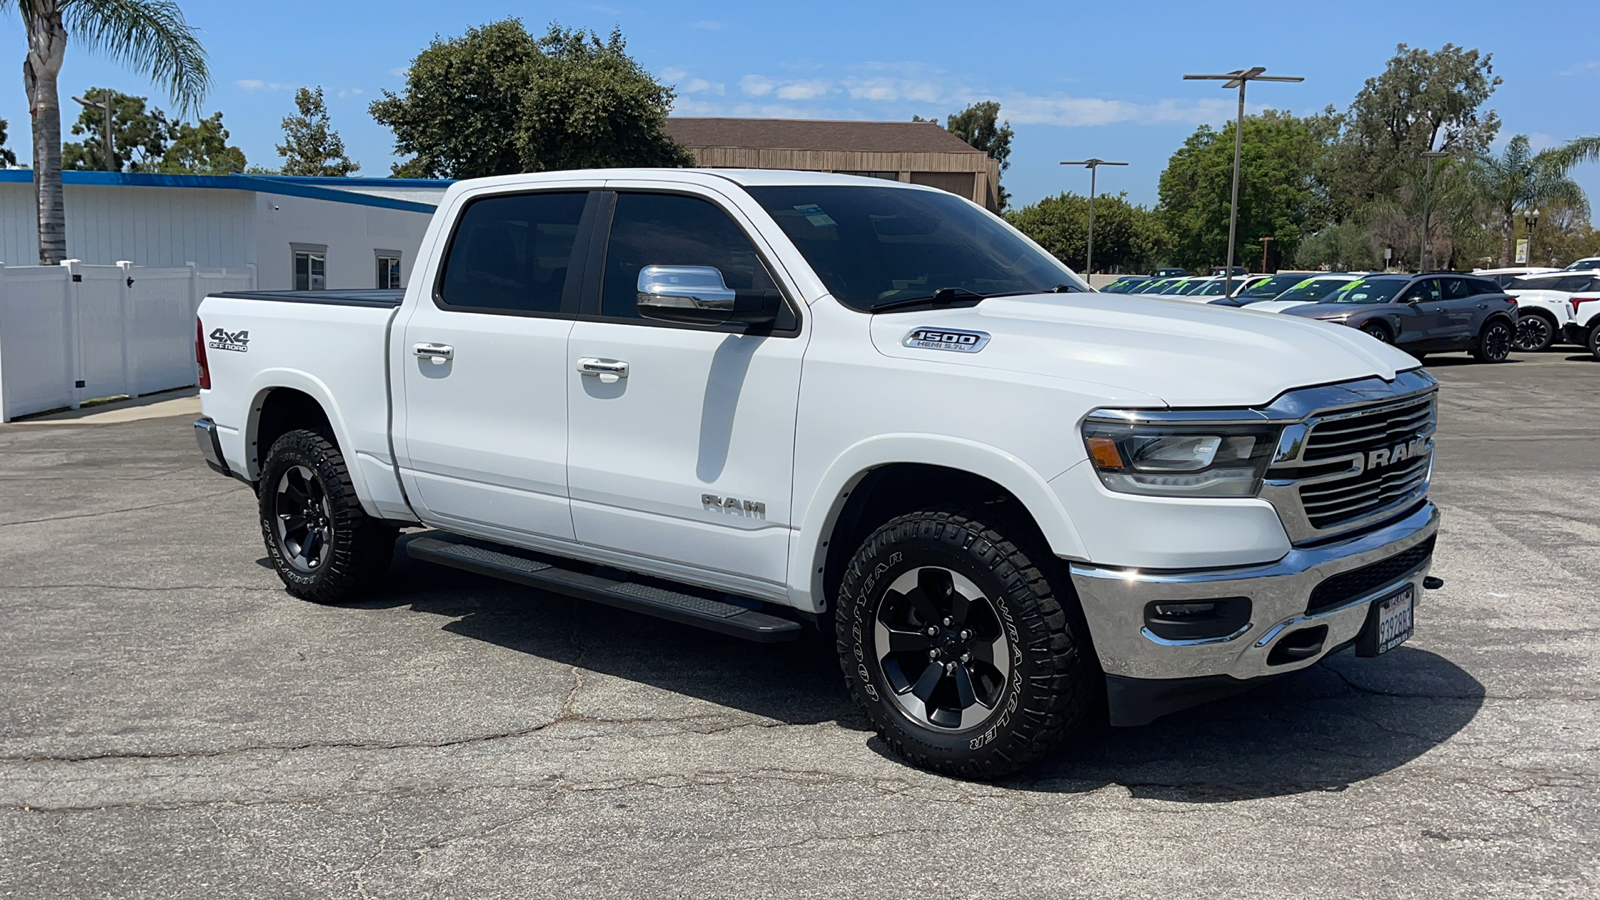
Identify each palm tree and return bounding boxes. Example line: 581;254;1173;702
1474;134;1600;267
8;1;208;265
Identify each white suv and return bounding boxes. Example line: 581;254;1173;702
1505;271;1600;352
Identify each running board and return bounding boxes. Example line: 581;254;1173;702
405;535;803;643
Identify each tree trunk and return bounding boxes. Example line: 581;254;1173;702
24;4;68;266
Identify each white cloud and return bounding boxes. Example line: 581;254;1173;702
236;79;291;92
389;66;409;79
661;67;688;83
1560;60;1599;76
681;77;723;95
776;80;830;100
693;20;726;31
739;75;775;97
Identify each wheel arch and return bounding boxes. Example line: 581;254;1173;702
791;436;1088;615
243;371;381;517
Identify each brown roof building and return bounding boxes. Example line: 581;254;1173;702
663;118;1003;211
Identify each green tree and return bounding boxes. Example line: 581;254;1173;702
1007;191;1171;274
277;86;358;176
1330;43;1501;213
944;101;1013;210
8;0;209;264
158;111;244;174
1157;109;1341;271
1472;134;1600;266
370;19;691;179
61;87;171;171
0;116;16;166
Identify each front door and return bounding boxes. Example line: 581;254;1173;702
398;189;595;539
565;187;807;586
1397;277;1448;348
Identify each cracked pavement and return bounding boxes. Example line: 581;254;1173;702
2;352;1598;898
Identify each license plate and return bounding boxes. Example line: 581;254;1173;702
1372;586;1415;655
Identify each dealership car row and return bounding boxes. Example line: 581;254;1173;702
1100;258;1600;362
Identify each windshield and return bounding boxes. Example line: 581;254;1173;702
1324;279;1407;304
1565;259;1600;271
1101;277;1148;294
1274;277;1353;303
1510;274;1599;293
746;186;1085;311
1236;273;1310;301
1158;279;1198;295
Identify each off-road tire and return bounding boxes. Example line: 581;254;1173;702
259;429;397;603
836;507;1095;780
1471;318;1514;363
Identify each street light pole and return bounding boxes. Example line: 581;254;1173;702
1184;67;1304;297
1059;158;1128;279
1419;149;1450;272
71;91;116;172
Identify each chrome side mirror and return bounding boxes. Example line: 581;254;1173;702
636;264;780;327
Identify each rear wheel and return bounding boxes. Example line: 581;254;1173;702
1589;325;1600;361
1514;313;1555;352
1471;319;1514;363
259;429;397;603
836;507;1095;780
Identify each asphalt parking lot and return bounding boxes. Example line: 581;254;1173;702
2;350;1598;899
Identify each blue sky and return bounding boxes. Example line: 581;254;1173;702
2;0;1596;209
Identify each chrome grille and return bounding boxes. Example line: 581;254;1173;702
1300;453;1431;529
1302;395;1435;461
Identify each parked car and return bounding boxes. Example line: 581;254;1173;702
1148;267;1188;277
193;169;1442;779
1243;274;1366;313
1561;283;1600;358
1502;271;1600;351
1212;272;1323;307
1210;265;1249;277
1474;266;1560;288
1563;257;1600;271
1099;276;1153;294
1164;274;1270;302
1283;273;1518;362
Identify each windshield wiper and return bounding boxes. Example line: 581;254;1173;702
983;284;1082;299
868;287;986;313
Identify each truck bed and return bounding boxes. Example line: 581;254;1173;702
212;289;404;308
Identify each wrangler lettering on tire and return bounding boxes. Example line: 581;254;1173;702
835;507;1095;779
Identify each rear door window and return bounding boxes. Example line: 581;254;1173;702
437;191;589;315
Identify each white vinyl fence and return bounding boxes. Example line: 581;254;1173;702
0;260;255;421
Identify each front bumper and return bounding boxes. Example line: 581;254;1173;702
1070;501;1439;724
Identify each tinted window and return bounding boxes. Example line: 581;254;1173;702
438;192;586;313
600;193;787;324
1510;274;1598;293
747;186;1083;312
1237;273;1311;300
1441;277;1474;300
1397;279;1441;303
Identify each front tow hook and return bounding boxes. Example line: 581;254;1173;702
1423;576;1444;590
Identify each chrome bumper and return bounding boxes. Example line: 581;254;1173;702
1070;502;1439;685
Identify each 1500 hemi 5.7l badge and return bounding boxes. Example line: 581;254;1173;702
902;327;990;353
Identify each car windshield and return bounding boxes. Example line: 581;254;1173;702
1323;279;1407;304
1194;280;1231;296
1565;259;1600;271
746;186;1086;311
1101;278;1148;294
1168;279;1207;295
1510;274;1599;293
1236;273;1310;301
1273;277;1352;303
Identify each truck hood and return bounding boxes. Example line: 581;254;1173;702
869;293;1415;408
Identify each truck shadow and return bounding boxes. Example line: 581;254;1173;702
370;546;1484;804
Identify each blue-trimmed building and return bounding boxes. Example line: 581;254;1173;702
0;171;449;290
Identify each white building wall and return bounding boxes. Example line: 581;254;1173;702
0;181;257;268
249;192;434;290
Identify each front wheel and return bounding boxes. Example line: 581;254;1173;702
1514;314;1555;353
1589;326;1600;361
1360;323;1393;344
835;508;1096;780
1471;319;1514;363
259;429;397;603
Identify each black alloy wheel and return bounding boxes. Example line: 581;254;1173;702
1514;315;1554;352
272;465;334;573
1473;319;1514;363
872;566;1012;731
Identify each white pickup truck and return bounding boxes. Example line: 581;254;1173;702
194;169;1442;778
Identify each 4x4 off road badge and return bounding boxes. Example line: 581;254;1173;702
902;327;990;353
208;327;249;352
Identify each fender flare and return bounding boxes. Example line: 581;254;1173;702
243;369;382;518
787;434;1089;613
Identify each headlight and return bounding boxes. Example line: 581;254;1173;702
1082;418;1279;498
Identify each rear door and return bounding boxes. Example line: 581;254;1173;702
397;188;598;539
564;185;807;587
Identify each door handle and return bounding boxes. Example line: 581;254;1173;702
413;342;454;364
577;357;629;383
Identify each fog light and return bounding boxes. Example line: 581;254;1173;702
1144;597;1251;642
